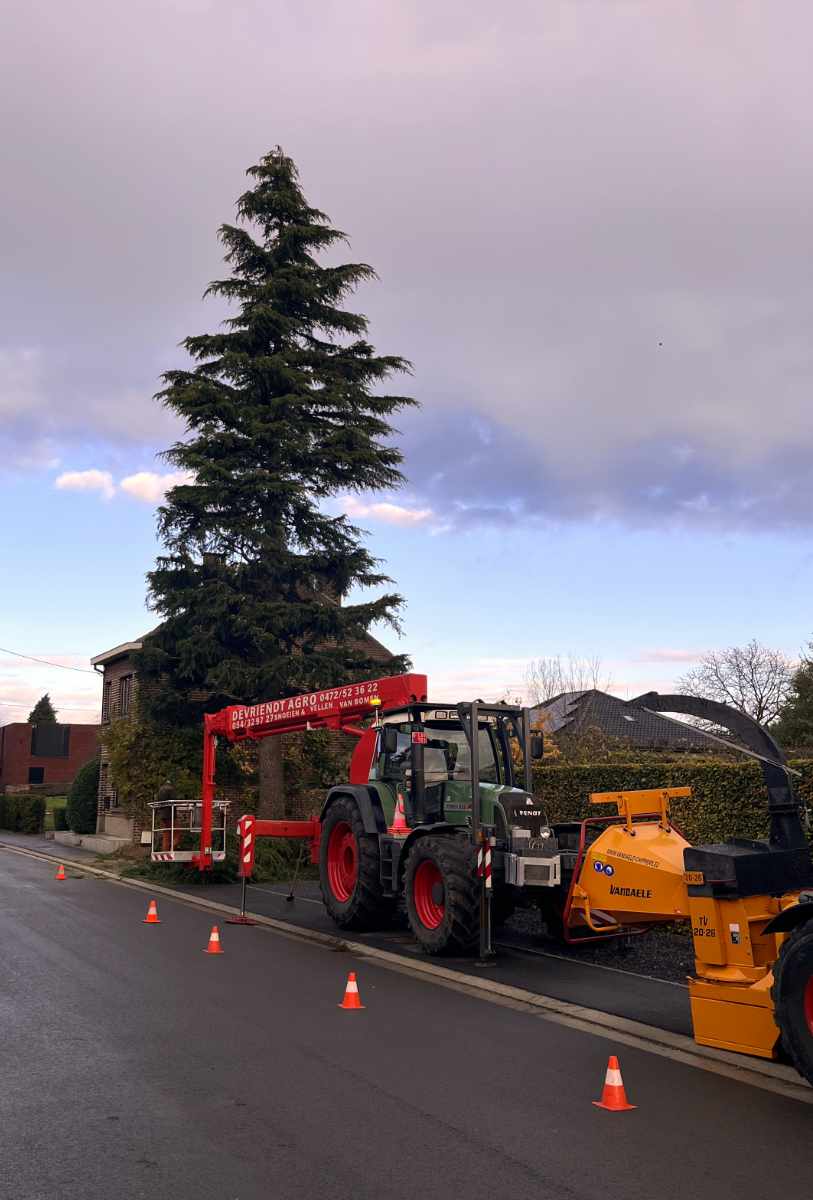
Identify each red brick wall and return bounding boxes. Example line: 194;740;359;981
0;723;100;791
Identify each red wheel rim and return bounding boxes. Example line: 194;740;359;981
413;859;445;929
805;976;813;1037
327;821;358;903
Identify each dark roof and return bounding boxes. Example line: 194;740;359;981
531;690;718;751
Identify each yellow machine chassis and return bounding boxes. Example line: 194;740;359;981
568;789;806;1063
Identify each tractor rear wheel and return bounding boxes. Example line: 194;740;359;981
319;797;394;931
491;887;516;928
404;834;480;955
771;918;813;1086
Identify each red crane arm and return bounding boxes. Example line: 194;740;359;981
196;673;428;868
208;673;428;741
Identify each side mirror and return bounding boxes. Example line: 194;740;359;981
530;732;544;760
381;725;399;755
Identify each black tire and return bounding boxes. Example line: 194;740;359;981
319;797;394;931
771;918;813;1086
538;897;567;943
404;834;480;955
491;887;516;928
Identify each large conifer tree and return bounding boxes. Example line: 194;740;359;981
139;148;414;724
28;694;57;723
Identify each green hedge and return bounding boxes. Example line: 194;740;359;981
0;794;46;834
67;758;101;835
52;806;69;831
533;758;813;846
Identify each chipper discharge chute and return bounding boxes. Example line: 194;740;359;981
182;674;813;1086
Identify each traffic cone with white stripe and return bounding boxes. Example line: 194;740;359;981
338;971;365;1010
203;925;224;955
55;864;66;881
592;1055;636;1111
143;899;161;925
388;793;409;837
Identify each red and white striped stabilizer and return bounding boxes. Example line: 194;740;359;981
592;1055;636;1111
477;841;493;890
237;814;256;878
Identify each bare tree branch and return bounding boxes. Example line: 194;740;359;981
676;639;795;725
525;655;613;705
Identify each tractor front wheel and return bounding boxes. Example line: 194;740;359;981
771;918;813;1086
404;834;480;955
319;797;394;931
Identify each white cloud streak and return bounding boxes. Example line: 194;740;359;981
51;468;194;504
342;495;434;527
55;469;115;501
635;649;707;664
119;470;194;503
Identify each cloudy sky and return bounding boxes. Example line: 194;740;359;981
2;0;812;722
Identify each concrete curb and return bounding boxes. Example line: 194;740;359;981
2;839;811;1104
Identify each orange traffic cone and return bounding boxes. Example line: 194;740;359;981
55;864;66;881
388;794;409;837
143;899;161;925
338;971;365;1010
592;1055;636;1111
203;925;224;955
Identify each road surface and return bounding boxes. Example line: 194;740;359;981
1;847;812;1200
175;875;693;1033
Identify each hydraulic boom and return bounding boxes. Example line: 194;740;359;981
196;673;428;867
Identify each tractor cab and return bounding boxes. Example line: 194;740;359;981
373;703;547;845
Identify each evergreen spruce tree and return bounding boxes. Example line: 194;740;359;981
28;693;57;723
773;655;813;750
138;147;415;725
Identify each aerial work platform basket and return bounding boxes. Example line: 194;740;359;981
149;797;230;863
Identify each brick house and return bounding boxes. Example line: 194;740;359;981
0;721;100;793
91;635;149;844
92;627;396;845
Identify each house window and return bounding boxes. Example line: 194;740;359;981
28;767;45;785
119;675;133;717
102;680;112;722
31;725;70;757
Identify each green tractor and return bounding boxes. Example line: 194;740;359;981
319;699;553;954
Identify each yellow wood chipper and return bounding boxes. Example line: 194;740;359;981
540;692;813;1086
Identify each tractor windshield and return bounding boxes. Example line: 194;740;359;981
381;723;501;785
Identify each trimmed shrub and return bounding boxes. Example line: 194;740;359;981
121;828;312;887
533;757;813;846
0;793;46;834
52;806;69;831
66;758;101;835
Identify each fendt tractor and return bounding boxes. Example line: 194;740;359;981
150;672;813;1086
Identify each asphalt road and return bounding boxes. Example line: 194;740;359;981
176;876;694;1034
2;848;813;1200
0;835;694;1033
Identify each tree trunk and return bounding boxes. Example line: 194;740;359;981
258;737;285;818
